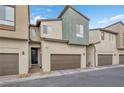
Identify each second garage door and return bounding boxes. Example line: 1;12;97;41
0;53;19;76
119;54;124;64
98;54;112;66
51;54;81;70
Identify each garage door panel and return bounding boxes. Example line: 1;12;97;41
0;53;19;76
51;54;81;70
119;55;124;64
98;54;112;66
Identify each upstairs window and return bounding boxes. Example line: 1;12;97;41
76;24;84;38
32;29;36;37
101;32;105;40
0;5;15;26
42;25;52;35
109;33;113;41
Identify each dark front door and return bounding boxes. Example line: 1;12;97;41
31;48;38;64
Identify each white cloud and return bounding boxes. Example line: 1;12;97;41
36;7;53;12
110;14;124;21
46;9;53;12
98;14;124;25
98;18;108;24
31;15;46;24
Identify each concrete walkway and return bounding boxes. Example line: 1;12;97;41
0;65;124;86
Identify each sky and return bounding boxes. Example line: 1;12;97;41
30;5;124;29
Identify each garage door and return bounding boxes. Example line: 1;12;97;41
0;53;19;76
51;54;81;70
98;54;112;66
119;54;124;64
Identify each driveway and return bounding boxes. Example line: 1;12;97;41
1;66;124;87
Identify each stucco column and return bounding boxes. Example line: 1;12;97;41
81;47;86;68
19;41;29;75
41;40;51;72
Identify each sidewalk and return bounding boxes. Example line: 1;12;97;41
0;64;124;86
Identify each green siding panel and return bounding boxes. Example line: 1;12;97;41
62;8;89;45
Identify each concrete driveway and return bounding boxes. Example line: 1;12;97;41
1;66;124;87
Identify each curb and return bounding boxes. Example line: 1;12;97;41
0;64;124;86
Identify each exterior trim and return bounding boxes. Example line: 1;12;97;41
58;5;90;21
42;38;69;43
104;21;124;28
0;36;29;41
0;24;15;31
29;40;41;43
88;41;101;45
90;28;118;34
36;18;62;27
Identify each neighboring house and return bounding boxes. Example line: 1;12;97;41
29;6;89;72
87;29;118;67
0;5;29;76
104;21;124;64
87;21;124;67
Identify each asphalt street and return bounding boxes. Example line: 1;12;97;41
1;66;124;87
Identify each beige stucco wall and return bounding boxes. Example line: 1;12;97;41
86;45;95;66
30;26;40;42
41;40;86;72
89;30;100;44
88;30;119;66
105;23;124;49
0;5;29;75
0;5;29;40
95;31;118;66
40;20;62;40
95;31;117;51
0;39;29;74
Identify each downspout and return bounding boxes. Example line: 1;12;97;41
93;45;96;67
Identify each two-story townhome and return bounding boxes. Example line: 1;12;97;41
29;6;89;72
104;21;124;64
0;5;29;76
87;29;118;67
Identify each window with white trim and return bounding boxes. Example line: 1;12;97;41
76;24;84;38
0;5;14;26
101;32;105;40
42;25;52;35
32;29;36;37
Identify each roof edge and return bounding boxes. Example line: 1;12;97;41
104;21;124;28
58;5;90;21
89;28;118;34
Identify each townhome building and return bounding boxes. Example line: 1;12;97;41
0;5;29;76
104;21;124;64
29;6;89;73
1;5;123;77
87;21;124;67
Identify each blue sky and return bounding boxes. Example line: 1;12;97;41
30;5;124;29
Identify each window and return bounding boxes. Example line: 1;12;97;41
101;32;105;40
32;29;36;37
42;25;52;35
0;5;14;26
109;34;111;40
76;24;84;38
109;34;113;41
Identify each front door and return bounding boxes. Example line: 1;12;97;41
31;48;38;64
